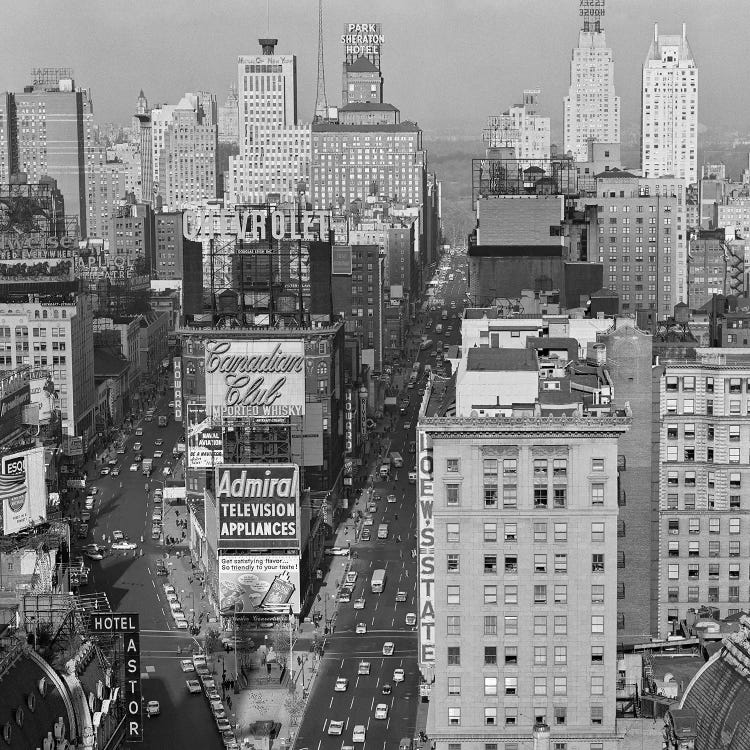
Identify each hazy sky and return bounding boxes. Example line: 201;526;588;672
1;0;745;139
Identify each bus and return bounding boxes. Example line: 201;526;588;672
371;569;386;593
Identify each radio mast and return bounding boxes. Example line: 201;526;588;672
313;0;329;122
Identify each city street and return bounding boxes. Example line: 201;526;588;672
295;252;466;750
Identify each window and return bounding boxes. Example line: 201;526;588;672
554;616;567;635
554;585;567;604
555;645;567;664
689;518;700;534
689;541;699;557
534;523;547;542
554;554;567;573
534;677;547;696
591;483;605;505
668;519;680;534
505;555;518;574
666;376;678;392
485;586;497;605
484;676;497;696
668;564;679;579
447;646;460;665
504;585;518;604
504;677;517;695
505;709;517;727
730;540;740;557
447;553;460;572
666;446;678;461
554;677;567;696
503;485;517;508
484;708;497;727
709;518;720;534
447;523;460;542
484;555;497;574
504;646;517;664
729;563;740;580
534;585;547;604
504;523;517;541
591;704;604;723
591;522;605;542
591;645;604;663
687;586;699;602
534;487;548;508
591;584;605;603
705;377;714;393
708;587;719;603
446;458;460;473
668;540;679;557
592;554;605;573
448;708;461;726
731;472;741;489
534;554;547;573
446;484;460;506
484;646;497;665
668;586;679;602
534;616;547;635
591;616;604;634
688;564;699;580
592;458;605;472
729;425;741;441
591;677;604;696
553;486;567;507
683;376;695;391
505;615;518;634
554;711;567;729
730;448;741;463
554;522;567;542
447;586;460;604
534;458;548;478
484;523;497;542
534;646;547;665
447;616;460;635
730;518;741;534
448;676;461;695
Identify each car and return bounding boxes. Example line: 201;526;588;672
192;653;207;668
215;718;232;733
338;590;351;603
107;458;118;468
84;543;101;554
406;381;414;390
395;591;407;602
134;453;143;463
210;700;226;719
403;421;412;430
381;683;392;695
372;492;382;501
99;467;110;476
174;619;189;630
80;511;91;523
358;661;371;675
334;677;348;692
405;613;417;626
202;677;217;691
186;679;202;694
133;442;142;451
352;725;366;743
84;497;94;511
205;687;221;702
168;401;175;409
135;427;144;436
360;529;371;541
346;571;358;584
382;642;394;656
111;467;121;476
154;438;164;446
195;665;210;678
324;546;349;556
153;494;163;505
356;623;367;634
112;530;125;542
353;597;366;610
387;494;397;504
129;463;139;472
375;704;388;720
145;700;160;717
111;540;137;551
221;731;239;749
88;487;99;496
152;510;162;522
163;466;172;476
363;516;374;527
179;659;194;672
408;441;417;454
408;471;417;484
85;549;104;561
144;414;153;422
151;526;161;540
116;445;126;454
155;563;168;576
367;502;377;513
393;668;405;683
153;450;164;459
169;601;183;613
165;592;178;605
328;720;344;736
163;584;176;595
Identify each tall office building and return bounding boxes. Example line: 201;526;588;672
563;19;620;162
419;320;630;749
4;68;94;237
641;24;698;184
483;90;551;164
226;39;311;204
218;85;239;144
157;93;218;210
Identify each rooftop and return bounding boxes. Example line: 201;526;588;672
339;102;397;112
346;56;380;73
312;121;420;133
466;347;538;372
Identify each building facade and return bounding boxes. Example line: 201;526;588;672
218;85;239;144
657;351;750;636
641;24;698;184
483;90;551;164
563;21;620;162
227;39;311;204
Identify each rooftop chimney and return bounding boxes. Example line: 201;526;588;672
259;38;278;55
533;723;551;750
654;23;658;42
682;22;686;41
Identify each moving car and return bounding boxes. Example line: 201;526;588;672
153;450;164;459
99;467;110;476
84;496;94;511
129;463;139;472
145;700;160;717
381;683;392;695
382;642;394;656
352;725;366;743
111;540;137;551
387;494;397;504
111;467;120;476
393;668;405;683
135;428;144;436
353;597;366;610
186;679;201;694
328;720;344;736
355;623;367;634
85;548;104;561
405;613;417;626
324;546;349;557
133;442;142;451
154;438;164;446
112;530;125;542
375;704;388;720
395;591;407;602
334;677;348;692
358;661;371;675
360;528;371;541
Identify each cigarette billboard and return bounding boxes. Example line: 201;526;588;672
216;464;299;549
186;402;223;468
219;554;301;615
0;446;48;535
204;339;305;421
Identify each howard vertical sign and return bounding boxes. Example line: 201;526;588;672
89;613;142;742
418;430;435;679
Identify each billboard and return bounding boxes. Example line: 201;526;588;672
219;554;301;615
417;430;435;677
0;379;30;442
216;464;299;549
0;257;75;284
186;403;223;468
0;447;48;535
204;340;305;420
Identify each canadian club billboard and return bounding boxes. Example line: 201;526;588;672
215;464;300;549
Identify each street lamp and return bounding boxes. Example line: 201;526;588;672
288;605;295;688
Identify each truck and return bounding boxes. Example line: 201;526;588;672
371;569;386;593
142;459;153;477
158;415;168;427
390;452;403;468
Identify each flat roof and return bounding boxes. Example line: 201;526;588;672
466;347;538;372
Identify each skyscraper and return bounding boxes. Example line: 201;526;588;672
641;24;698;184
218;85;239;144
227;39;311;204
483;90;551;164
563;19;620;162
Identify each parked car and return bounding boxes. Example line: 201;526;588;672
186;679;201;694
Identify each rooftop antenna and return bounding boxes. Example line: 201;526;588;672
267;0;270;35
313;0;329;122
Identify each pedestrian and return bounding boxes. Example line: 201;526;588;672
227;695;232;709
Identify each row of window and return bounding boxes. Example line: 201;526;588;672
445;705;606;730
667;563;750;581
448;521;609;544
448;743;601;750
447;554;609;576
666;516;743;534
666;471;742;488
668;539;744;557
664;397;750;416
666;375;750;393
667;586;746;603
447;674;604;698
667;423;748;441
446;457;605;475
